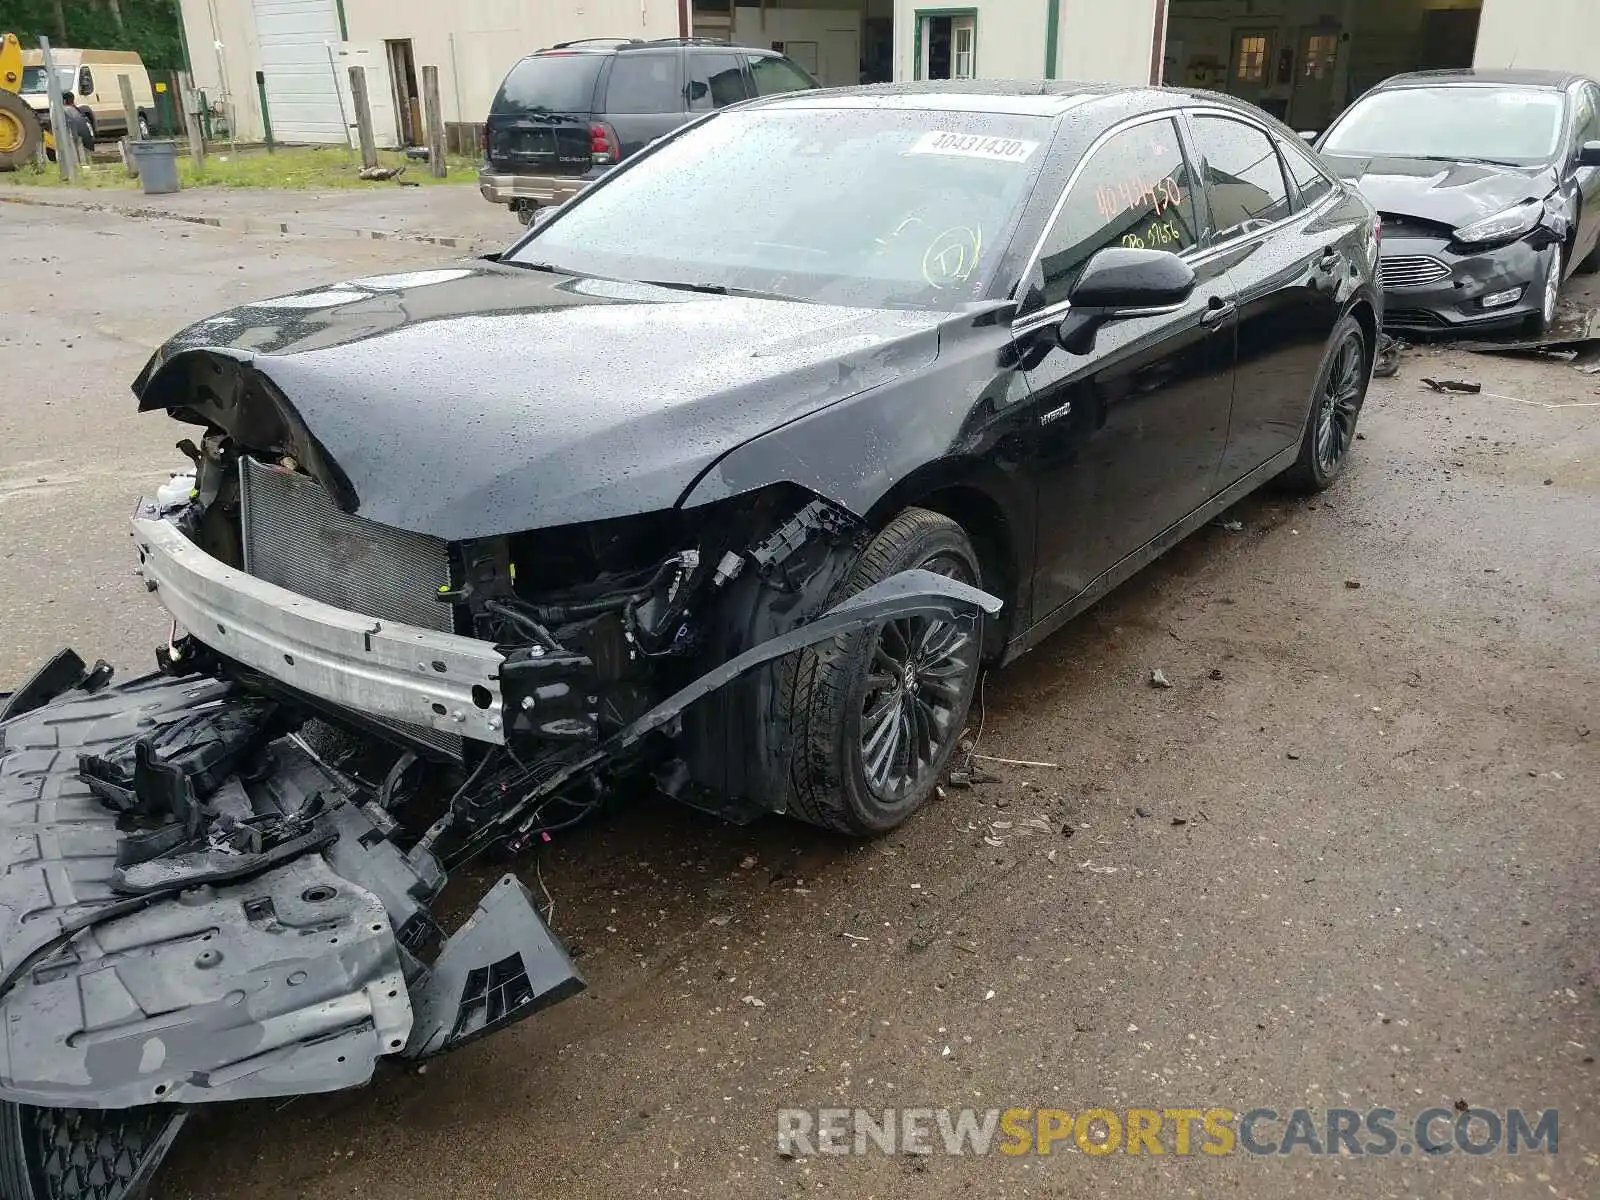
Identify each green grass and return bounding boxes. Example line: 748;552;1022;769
6;144;478;189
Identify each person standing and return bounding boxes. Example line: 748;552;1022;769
60;90;94;159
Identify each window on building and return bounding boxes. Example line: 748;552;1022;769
1024;118;1199;312
687;52;750;110
1190;115;1292;238
604;52;681;115
1234;34;1269;85
1301;33;1338;81
921;14;976;81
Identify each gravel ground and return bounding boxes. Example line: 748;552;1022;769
0;202;1595;1199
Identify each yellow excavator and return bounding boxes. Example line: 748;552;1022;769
0;31;54;169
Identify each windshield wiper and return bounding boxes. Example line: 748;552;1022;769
506;260;577;276
1406;154;1524;168
640;279;804;303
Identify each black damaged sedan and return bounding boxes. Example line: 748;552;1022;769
0;82;1380;1194
1317;69;1600;335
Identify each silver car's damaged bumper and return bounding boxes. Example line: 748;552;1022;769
132;509;508;745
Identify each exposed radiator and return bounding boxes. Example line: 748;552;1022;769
238;456;462;757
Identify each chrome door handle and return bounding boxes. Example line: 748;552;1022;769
1200;299;1237;326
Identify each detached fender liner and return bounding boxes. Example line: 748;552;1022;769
131;508;508;745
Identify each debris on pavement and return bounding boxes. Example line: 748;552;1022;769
1213;517;1244;532
741;995;766;1008
969;753;1060;769
1345;579;1362;589
1421;378;1483;394
1135;806;1152;818
1150;668;1174;689
1373;333;1405;378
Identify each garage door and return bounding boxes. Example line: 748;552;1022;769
251;0;345;144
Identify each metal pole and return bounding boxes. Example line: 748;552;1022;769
38;37;77;181
326;43;353;151
348;65;377;168
254;70;274;151
422;65;446;177
448;32;465;153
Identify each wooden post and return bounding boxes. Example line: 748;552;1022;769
183;86;205;168
118;73;139;176
38;37;77;181
422;65;446;178
348;65;378;168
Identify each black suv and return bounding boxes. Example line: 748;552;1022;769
480;37;819;221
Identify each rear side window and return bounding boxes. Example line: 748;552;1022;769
1189;115;1292;238
492;54;604;114
1278;135;1336;207
749;54;815;96
688;52;750;110
1027;118;1200;311
605;52;682;114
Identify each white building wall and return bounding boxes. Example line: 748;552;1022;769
1474;0;1600;75
892;0;1048;81
891;0;1160;85
179;0;678;142
1054;0;1161;84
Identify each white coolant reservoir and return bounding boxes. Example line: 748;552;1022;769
156;473;197;511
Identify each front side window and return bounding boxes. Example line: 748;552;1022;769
1277;134;1335;208
514;108;1051;309
605;53;680;115
687;52;750;111
1319;85;1565;166
749;54;815;96
1026;118;1199;312
1190;115;1292;238
1574;84;1600;148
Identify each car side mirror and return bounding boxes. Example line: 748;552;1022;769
1298;129;1319;142
530;204;562;228
1054;247;1196;354
1578;140;1600;167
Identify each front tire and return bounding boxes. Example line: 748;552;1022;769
1280;314;1369;493
1528;243;1564;334
781;508;983;836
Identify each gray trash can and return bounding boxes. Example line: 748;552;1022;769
129;139;180;195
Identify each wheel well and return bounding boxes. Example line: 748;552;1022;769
1348;299;1377;363
898;484;1018;662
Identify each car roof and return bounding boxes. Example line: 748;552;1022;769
1374;67;1587;91
534;37;788;56
744;80;1284;122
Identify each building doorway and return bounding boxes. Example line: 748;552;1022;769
385;38;421;148
918;12;975;81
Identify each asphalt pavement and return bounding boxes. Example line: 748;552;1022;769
0;199;1595;1200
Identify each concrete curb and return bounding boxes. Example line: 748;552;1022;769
0;191;497;253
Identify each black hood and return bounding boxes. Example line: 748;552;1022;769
134;263;943;540
1319;153;1557;228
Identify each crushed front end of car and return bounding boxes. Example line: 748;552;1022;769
0;334;999;1197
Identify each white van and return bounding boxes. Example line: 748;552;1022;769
20;48;156;139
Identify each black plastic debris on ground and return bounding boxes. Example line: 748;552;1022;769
1421;378;1482;394
1459;300;1600;355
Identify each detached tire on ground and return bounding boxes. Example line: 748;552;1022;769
1279;314;1370;493
780;508;984;836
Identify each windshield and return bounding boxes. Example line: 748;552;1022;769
19;67;73;95
1320;85;1565;166
492;54;605;114
510;107;1053;308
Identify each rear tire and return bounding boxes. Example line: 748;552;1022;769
1280;314;1370;493
780;508;983;836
